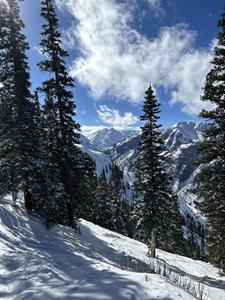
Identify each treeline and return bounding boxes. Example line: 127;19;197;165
0;0;225;274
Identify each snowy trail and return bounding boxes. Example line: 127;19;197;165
0;197;224;300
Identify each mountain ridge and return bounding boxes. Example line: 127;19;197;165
80;121;207;242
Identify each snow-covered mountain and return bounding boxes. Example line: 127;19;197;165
163;121;205;151
109;122;206;189
80;121;206;194
80;121;207;230
86;128;138;150
1;197;224;300
78;134;112;176
79;134;102;152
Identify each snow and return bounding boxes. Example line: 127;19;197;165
89;128;124;149
170;143;193;160
0;197;225;300
163;121;206;152
77;144;112;175
87;128;139;150
169;121;204;143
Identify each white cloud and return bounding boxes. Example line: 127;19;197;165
97;105;138;129
147;0;164;17
169;46;215;114
56;0;213;115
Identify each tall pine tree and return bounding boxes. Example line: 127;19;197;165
38;0;80;226
134;84;185;255
0;0;40;209
196;8;225;273
38;88;67;224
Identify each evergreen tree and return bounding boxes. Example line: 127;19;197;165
131;195;145;241
0;3;12;198
134;84;185;254
39;88;66;224
0;0;40;209
168;195;187;255
196;8;225;272
110;189;129;236
93;170;114;229
38;0;80;226
110;164;130;235
111;163;124;188
93;169;130;236
76;152;97;222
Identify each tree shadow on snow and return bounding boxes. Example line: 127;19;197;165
0;213;172;300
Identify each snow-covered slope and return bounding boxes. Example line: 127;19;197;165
1;197;225;300
79;134;102;152
77;144;112;176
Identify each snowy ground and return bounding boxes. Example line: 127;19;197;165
0;197;225;300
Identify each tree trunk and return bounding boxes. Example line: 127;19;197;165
67;202;75;226
150;228;157;258
24;187;32;211
64;159;75;226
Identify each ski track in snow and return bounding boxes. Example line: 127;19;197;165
0;197;225;300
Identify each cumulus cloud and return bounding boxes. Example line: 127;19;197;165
56;0;213;115
97;105;138;129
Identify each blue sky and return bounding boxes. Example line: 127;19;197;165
20;0;224;134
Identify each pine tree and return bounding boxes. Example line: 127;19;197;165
111;163;124;188
0;0;41;209
0;3;11;197
109;164;130;235
167;195;187;255
76;152;97;222
196;8;225;273
93;170;114;229
38;0;80;226
131;196;145;241
39;88;66;224
110;189;129;236
134;84;185;254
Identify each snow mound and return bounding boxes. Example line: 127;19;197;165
0;197;225;300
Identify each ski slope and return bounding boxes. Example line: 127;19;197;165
0;197;225;300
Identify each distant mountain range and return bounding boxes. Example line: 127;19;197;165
86;127;139;149
80;121;208;235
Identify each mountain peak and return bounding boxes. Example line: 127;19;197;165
88;127;139;149
163;121;205;151
89;128;123;149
